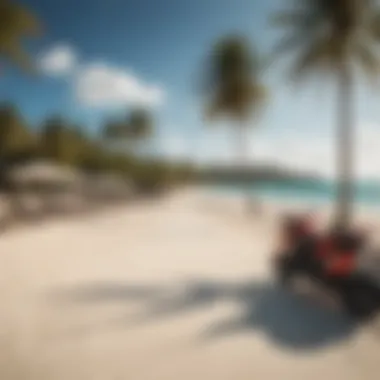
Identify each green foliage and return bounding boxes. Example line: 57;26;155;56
201;34;267;172
203;35;266;122
39;116;91;166
102;108;153;141
272;0;380;81
0;103;35;162
131;160;171;191
128;109;153;139
0;0;41;70
102;119;128;140
0;103;194;191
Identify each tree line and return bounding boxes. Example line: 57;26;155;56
0;103;195;191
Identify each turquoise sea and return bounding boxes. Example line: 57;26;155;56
211;180;380;208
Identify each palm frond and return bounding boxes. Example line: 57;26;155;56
251;83;267;107
269;7;321;65
271;0;380;82
291;37;339;81
271;9;316;30
270;33;308;64
2;43;34;71
355;41;380;78
370;11;380;40
202;34;266;122
0;0;41;70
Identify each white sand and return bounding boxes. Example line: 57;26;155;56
1;190;380;380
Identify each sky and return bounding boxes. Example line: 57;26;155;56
2;0;380;179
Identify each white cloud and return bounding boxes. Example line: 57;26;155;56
75;63;165;108
38;45;166;109
39;45;77;76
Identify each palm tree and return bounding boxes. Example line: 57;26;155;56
202;35;266;168
272;0;380;230
0;103;35;161
102;119;126;140
102;108;153;153
201;35;266;211
127;108;153;156
0;103;24;160
0;0;40;70
128;108;153;141
41;116;67;163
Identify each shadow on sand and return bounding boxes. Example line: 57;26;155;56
50;278;358;351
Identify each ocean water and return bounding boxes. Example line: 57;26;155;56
211;180;380;208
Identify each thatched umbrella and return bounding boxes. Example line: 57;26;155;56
9;161;81;192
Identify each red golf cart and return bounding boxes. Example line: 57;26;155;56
273;214;380;320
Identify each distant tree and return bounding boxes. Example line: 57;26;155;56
202;35;266;167
272;0;380;230
40;116;65;162
40;116;81;165
0;103;36;218
102;108;154;160
102;119;127;140
128;108;153;140
0;103;35;163
103;109;153;140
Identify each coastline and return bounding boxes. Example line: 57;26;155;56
197;185;380;226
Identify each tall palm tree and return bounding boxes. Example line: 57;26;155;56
202;35;266;167
272;0;380;230
0;0;40;70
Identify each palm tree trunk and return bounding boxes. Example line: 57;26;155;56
237;122;255;213
237;122;248;168
335;62;354;231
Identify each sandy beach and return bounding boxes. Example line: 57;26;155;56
1;190;380;380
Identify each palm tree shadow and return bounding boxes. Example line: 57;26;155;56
202;283;355;350
51;278;357;351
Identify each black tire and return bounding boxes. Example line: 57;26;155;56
343;288;378;320
274;255;296;287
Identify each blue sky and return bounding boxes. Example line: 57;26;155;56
2;0;380;178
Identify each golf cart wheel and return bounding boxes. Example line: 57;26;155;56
343;289;378;320
274;256;296;287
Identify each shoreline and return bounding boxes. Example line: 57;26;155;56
197;186;380;222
